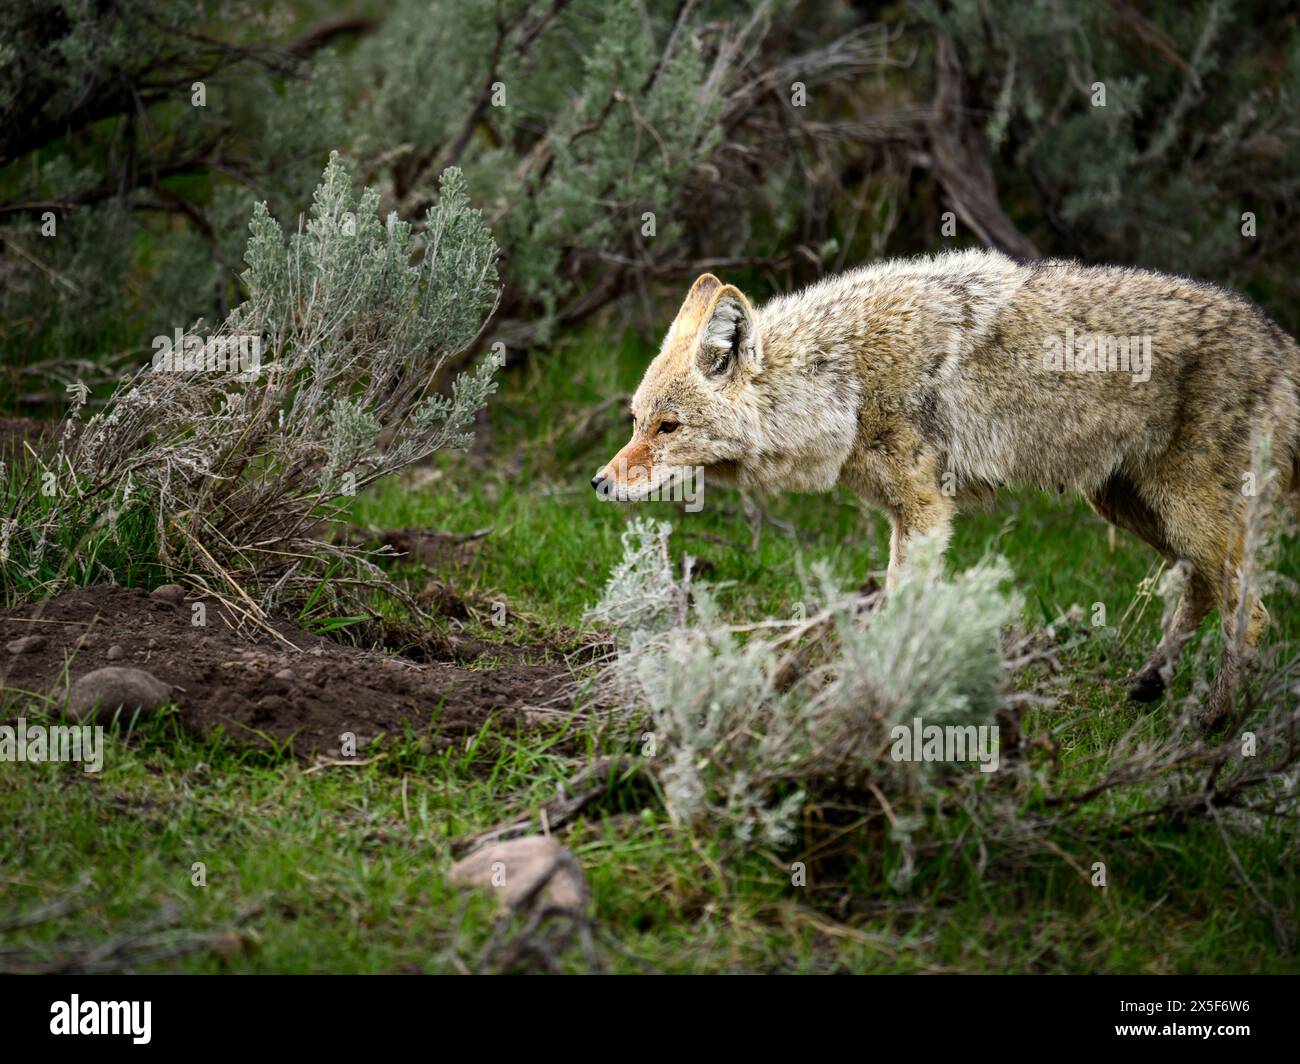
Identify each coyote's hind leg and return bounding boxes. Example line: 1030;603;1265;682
1126;568;1215;703
1086;474;1211;703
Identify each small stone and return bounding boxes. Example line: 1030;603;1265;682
449;836;588;915
150;584;186;605
106;645;126;660
6;635;46;654
208;931;247;961
66;666;172;724
275;668;295;681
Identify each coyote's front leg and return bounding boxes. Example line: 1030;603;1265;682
885;478;956;592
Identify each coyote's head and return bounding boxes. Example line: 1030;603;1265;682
592;273;761;501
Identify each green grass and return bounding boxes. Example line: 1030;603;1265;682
2;327;1298;973
0;457;169;605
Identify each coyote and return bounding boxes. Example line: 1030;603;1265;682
592;249;1300;726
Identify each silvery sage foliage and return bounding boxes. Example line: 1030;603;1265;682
808;537;1019;779
9;154;500;611
582;518;683;636
588;519;1021;849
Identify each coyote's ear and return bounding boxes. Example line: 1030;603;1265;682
670;273;723;332
696;285;760;380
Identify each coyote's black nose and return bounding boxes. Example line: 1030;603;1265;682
591;474;609;493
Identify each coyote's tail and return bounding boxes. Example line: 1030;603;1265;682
1290;377;1300;502
1284;334;1300;501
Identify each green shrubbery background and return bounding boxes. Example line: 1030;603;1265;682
4;0;1298;401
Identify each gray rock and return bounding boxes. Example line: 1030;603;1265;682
106;645;126;661
449;836;588;914
150;583;186;605
66;666;172;724
275;668;295;681
6;635;46;654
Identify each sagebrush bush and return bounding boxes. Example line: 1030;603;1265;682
588;518;1022;847
806;536;1020;783
1;154;500;614
588;509;1299;892
582;518;684;636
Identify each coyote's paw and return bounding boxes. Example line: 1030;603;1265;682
1126;667;1166;703
1194;683;1234;732
853;574;886;614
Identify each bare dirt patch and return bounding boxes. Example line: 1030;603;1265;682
0;585;573;759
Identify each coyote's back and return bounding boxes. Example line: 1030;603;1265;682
748;250;1300;503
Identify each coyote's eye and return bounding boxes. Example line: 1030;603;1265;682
657;420;679;435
